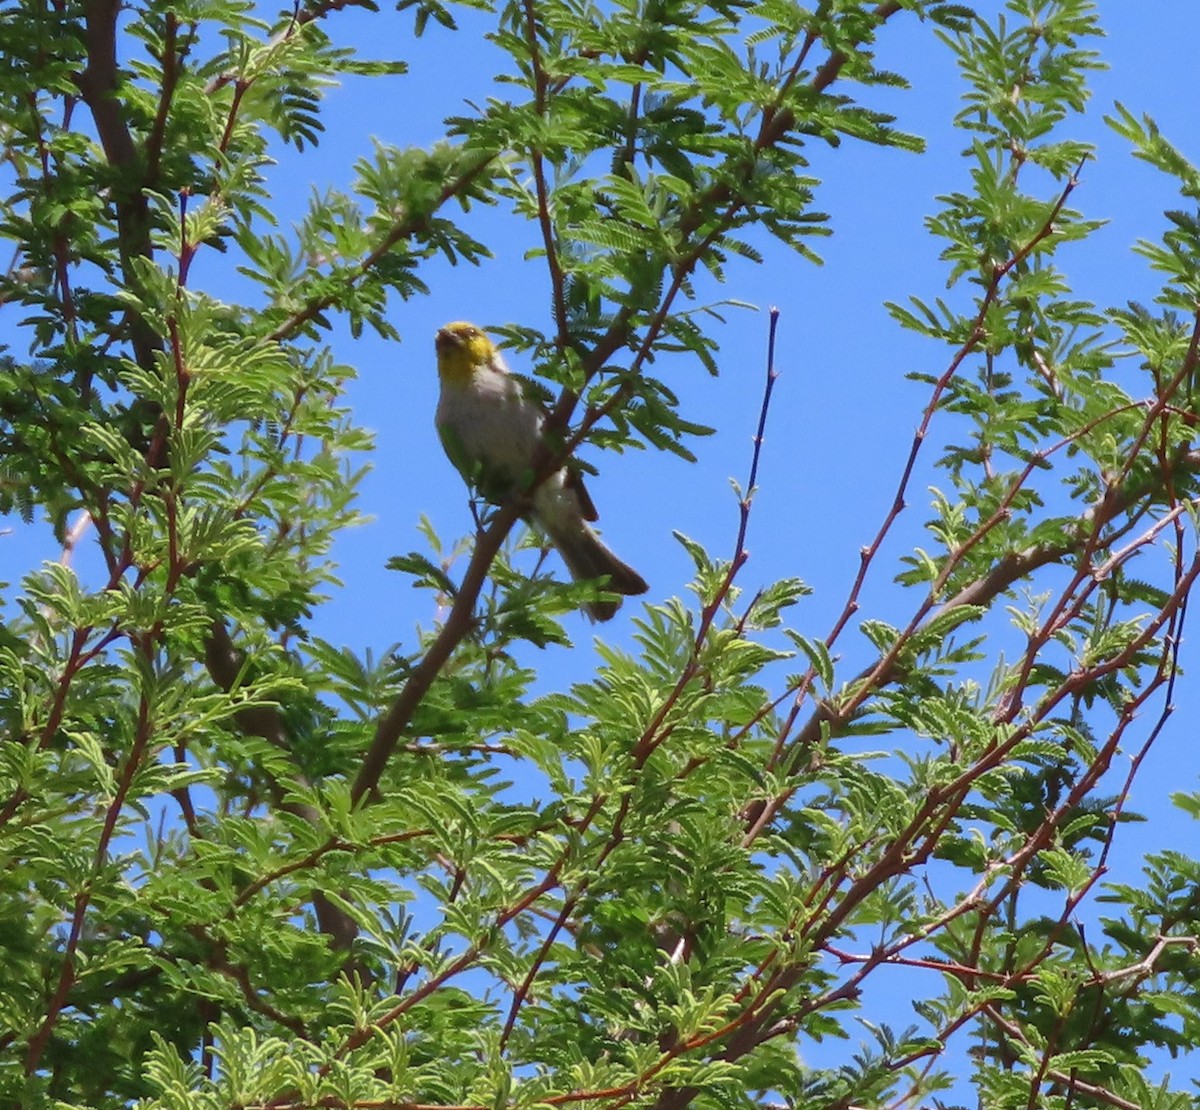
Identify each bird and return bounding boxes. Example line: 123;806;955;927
434;320;648;621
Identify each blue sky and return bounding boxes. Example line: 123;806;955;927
4;0;1200;1095
291;4;1200;663
275;6;1200;1087
293;1;1200;828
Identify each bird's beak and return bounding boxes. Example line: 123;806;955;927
435;328;461;352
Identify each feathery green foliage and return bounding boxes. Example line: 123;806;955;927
3;0;1200;1107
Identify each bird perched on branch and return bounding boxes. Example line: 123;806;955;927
434;320;648;621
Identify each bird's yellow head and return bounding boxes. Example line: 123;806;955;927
435;321;497;385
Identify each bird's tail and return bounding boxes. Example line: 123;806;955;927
543;519;649;622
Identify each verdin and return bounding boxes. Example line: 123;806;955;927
434;321;648;621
